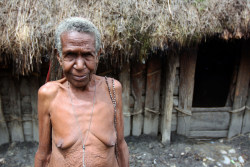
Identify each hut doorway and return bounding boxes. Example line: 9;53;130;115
176;39;247;139
192;39;240;107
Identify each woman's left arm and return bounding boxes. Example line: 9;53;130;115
115;80;129;167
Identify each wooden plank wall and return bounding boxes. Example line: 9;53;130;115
0;74;39;144
177;47;197;136
131;62;146;136
189;107;231;138
120;54;180;138
228;41;250;138
143;56;162;136
9;78;24;142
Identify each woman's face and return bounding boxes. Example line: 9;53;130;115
58;31;99;89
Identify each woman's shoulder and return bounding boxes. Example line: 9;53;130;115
96;75;122;90
38;77;67;99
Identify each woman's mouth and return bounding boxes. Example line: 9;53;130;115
72;74;87;81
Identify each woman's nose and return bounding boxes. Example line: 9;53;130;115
74;57;86;70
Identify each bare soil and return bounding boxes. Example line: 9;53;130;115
0;133;249;167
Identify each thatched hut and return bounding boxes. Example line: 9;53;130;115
0;0;249;145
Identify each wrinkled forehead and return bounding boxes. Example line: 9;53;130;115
61;31;96;48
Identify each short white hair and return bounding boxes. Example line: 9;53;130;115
55;17;101;56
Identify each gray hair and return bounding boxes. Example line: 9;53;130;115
55;17;101;56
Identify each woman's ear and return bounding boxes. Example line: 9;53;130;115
55;49;63;66
96;48;102;64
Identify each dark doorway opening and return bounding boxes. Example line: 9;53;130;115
192;38;240;107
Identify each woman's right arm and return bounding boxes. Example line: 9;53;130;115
34;85;54;167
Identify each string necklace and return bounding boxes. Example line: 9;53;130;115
67;79;96;167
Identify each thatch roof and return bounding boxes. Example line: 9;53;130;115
0;0;249;75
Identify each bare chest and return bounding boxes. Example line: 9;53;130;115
49;93;116;149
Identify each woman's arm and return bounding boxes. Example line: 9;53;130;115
34;85;54;167
114;80;129;167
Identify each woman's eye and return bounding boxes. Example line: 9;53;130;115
84;54;95;60
63;53;75;61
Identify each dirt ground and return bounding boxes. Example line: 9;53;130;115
0;133;249;167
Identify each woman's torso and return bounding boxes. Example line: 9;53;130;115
47;77;118;167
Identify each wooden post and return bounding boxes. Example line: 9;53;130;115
0;94;9;145
143;56;162;135
31;76;39;142
9;78;24;142
161;53;178;143
131;62;146;136
228;41;250;138
120;63;131;137
177;47;197;136
242;87;250;134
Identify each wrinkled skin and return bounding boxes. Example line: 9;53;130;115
34;31;129;167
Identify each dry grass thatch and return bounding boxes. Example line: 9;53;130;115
0;0;249;75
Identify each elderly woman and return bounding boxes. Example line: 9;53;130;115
34;17;129;167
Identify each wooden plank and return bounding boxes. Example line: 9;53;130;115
9;78;24;142
161;53;178;143
23;113;33;141
171;113;177;131
0;77;11;115
129;95;134;108
173;72;179;96
143;56;161;135
120;63;131;137
189;130;228;138
131;62;146;136
225;66;238;106
0;94;9;145
177;47;197;136
159;57;167;134
192;107;232;112
20;77;33;141
173;96;179;107
190;112;230;131
228;41;250;138
31;77;39;142
242;87;250;134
